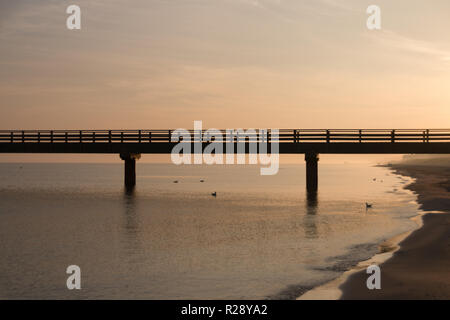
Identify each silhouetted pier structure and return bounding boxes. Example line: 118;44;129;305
1;129;450;192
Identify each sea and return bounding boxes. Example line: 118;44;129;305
0;158;420;299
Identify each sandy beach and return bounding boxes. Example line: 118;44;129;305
340;157;450;299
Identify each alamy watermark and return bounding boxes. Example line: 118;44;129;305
66;5;81;30
66;265;81;290
367;5;381;30
366;264;381;290
170;121;279;175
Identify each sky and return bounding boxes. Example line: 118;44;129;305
0;0;449;162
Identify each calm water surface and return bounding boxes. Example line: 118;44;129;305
0;162;419;299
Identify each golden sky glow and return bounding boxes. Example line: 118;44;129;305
1;0;450;131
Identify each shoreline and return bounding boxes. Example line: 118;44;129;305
298;159;450;300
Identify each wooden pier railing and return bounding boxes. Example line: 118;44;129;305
1;129;450;144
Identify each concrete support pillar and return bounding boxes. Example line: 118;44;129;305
305;152;319;194
120;153;141;189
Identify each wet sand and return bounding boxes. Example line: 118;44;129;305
340;159;450;299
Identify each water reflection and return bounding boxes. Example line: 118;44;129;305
304;192;318;238
306;191;318;211
122;188;142;256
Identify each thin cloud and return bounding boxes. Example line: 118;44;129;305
369;30;450;63
241;0;358;23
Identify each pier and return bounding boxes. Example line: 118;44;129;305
1;129;450;192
